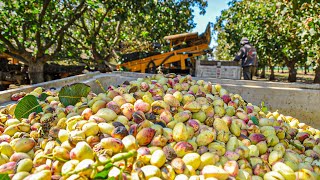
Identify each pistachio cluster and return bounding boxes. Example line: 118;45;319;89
0;74;319;180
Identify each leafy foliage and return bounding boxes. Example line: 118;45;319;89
0;174;10;180
67;0;208;67
14;95;43;119
0;0;207;83
214;0;319;82
58;83;91;107
38;92;49;101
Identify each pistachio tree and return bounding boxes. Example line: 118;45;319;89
214;0;319;82
0;0;88;84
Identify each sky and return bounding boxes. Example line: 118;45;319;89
192;0;230;47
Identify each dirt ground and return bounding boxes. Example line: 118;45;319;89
252;69;316;84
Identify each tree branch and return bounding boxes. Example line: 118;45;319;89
0;31;17;51
35;0;51;57
81;17;90;35
66;33;89;50
12;35;23;50
93;11;108;36
43;1;87;51
22;21;27;48
3;51;29;64
51;33;64;58
113;20;122;45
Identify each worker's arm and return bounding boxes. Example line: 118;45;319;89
234;47;245;62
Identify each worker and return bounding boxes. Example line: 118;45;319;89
234;37;258;80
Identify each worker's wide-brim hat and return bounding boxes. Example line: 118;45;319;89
240;37;249;44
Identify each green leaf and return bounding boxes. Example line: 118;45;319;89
262;106;268;113
14;95;43;119
261;101;268;113
38;93;49;101
94;163;113;179
0;174;10;180
250;116;259;125
58;83;91;107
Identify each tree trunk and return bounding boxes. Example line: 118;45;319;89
28;61;44;84
255;67;259;76
304;64;308;75
281;66;284;73
287;61;297;82
260;66;266;78
314;65;320;83
269;66;275;81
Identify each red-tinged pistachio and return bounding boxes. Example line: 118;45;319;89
187;119;200;132
129;124;138;136
151;100;170;115
150;135;168;147
153;95;163;101
132;111;146;124
107;90;120;99
224;151;240;161
82;133;97;146
133;92;144;100
112;121;125;128
247;125;260;134
296;132;310;142
204;117;214;127
197;146;209;155
242;139;251;147
145;112;156;121
12;138;35;153
0;161;17;174
173;122;188;142
100;137;124;154
88;115;105;123
183;101;201;113
240;129;249;137
159;110;173;124
137;147;151;156
81;108;93;120
107;101;121;114
163;145;177;161
136;128;156;146
224;160;239;177
164;94;180;107
134;100;151;113
171;158;186;174
236;112;249;123
140;82;149;92
221;94;231;104
246;106;254;114
111;126;128;140
253;163;269;177
113;96;126;107
228;101;238;109
174;111;191;123
52;146;70;160
173;141;194;157
303;138;316;149
9;152;31;162
249;133;266;145
91;100;107;114
120;103;135;120
69;142;94;161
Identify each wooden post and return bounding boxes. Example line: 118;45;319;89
180;54;187;70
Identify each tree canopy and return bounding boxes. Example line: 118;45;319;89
214;0;319;82
0;0;207;83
